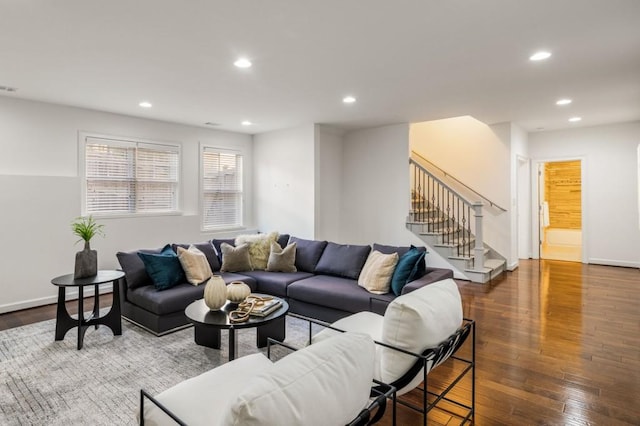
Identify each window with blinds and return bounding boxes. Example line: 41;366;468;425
83;136;180;215
201;147;243;229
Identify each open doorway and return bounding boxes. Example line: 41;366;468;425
538;160;582;262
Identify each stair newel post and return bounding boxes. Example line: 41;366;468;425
472;202;485;272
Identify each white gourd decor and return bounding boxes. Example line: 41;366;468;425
203;276;227;310
226;281;251;304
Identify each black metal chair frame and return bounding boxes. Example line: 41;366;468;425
139;338;396;426
289;312;476;426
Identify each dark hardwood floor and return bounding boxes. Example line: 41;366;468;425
1;260;638;425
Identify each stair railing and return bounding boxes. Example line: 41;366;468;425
410;159;485;271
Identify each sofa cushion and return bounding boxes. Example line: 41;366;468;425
177;246;213;285
116;247;163;289
144;352;273;426
266;241;297;273
137;245;186;291
235;232;278;270
220;243;252;272
390;247;426;296
288;237;327;273
358;250;399;294
315;242;371;279
128;282;206;315
287;275;395;314
173;241;220;272
240;270;312;297
212;238;235;263
223;332;375;426
276;233;290;249
373;243;427;278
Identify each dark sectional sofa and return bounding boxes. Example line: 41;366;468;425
116;234;453;335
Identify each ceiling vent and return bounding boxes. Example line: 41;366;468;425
0;85;18;92
204;122;220;126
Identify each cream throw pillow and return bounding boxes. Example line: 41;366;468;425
177;245;213;285
266;241;297;272
235;232;278;270
357;250;399;294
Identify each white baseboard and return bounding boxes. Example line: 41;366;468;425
588;258;640;269
0;284;114;314
507;261;519;271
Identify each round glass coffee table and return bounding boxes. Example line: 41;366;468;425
185;294;289;361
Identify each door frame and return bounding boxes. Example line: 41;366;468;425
532;156;588;263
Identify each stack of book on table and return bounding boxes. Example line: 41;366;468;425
247;298;282;317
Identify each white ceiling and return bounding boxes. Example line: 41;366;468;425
1;0;639;134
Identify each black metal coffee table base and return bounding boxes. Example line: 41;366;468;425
52;271;124;350
186;296;289;361
193;315;286;360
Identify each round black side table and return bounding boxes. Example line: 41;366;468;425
51;270;124;350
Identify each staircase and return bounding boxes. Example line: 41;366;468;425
407;155;506;283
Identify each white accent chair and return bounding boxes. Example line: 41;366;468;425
311;278;475;425
139;332;394;426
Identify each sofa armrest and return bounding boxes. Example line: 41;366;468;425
401;267;454;295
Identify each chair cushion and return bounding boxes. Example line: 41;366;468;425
381;278;462;385
358;250;398;294
235;232;279;270
276;233;290;249
239;270;312;297
128;282;206;315
223;332;375;426
288;237;327;273
144;353;273;426
314;242;371;279
176;246;213;285
266;241;297;273
172;241;221;272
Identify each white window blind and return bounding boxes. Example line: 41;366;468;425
202;147;243;229
84;137;180;215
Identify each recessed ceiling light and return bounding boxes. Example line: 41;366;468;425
556;99;572;106
139;101;152;108
241;120;252;126
529;51;551;61
234;58;252;68
568;117;582;122
342;96;356;104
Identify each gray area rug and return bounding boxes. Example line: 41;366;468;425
0;314;313;425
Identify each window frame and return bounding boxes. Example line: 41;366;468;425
199;144;245;231
79;132;182;218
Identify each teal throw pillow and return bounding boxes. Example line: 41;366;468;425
138;244;186;290
390;248;426;296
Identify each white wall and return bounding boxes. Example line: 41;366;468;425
529;121;640;268
510;123;529;266
0;96;253;313
314;125;344;241
253;124;316;239
409;117;513;267
339;123;459;273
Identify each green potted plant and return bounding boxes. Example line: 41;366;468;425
71;215;105;278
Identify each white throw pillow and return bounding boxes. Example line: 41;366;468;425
222;332;375;426
358;250;399;294
235;232;278;270
177;245;213;285
380;278;462;391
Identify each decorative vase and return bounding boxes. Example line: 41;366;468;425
203;275;227;310
74;241;97;279
226;281;251;304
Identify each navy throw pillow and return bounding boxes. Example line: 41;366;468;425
138;244;186;290
390;247;426;296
